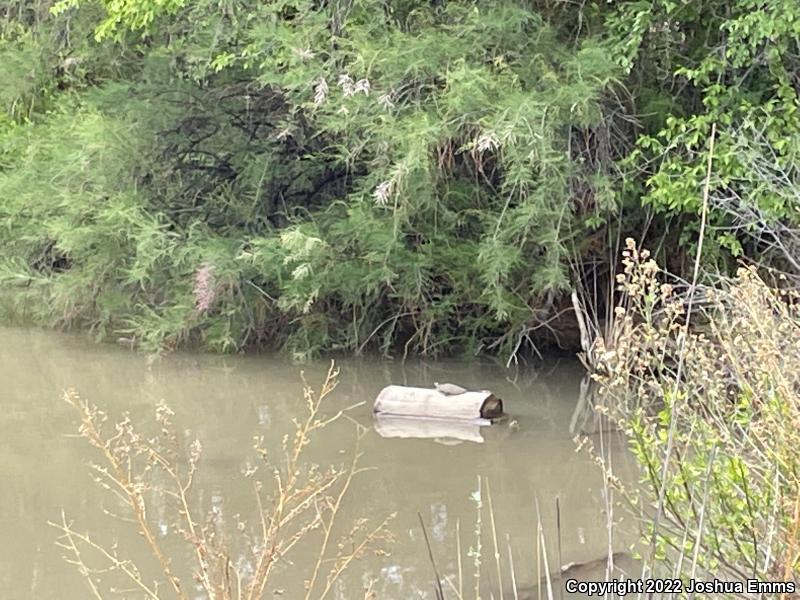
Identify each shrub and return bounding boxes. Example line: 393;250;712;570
591;240;800;589
53;363;394;599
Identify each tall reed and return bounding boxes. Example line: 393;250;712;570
589;240;800;593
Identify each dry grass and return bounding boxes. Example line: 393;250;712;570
433;475;557;600
51;361;394;599
587;239;800;594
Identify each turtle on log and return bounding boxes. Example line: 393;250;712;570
433;382;468;395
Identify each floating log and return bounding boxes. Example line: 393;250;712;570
374;414;485;443
373;385;503;421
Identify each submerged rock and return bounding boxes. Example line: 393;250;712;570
487;551;639;600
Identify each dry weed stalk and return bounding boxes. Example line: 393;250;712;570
585;239;800;593
51;361;394;599
441;476;530;600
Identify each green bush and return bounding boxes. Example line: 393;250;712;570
0;1;624;358
2;0;799;359
593;241;800;588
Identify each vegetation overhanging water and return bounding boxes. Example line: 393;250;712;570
2;0;800;597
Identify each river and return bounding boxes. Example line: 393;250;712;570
0;326;636;599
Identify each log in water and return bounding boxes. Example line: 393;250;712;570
373;384;503;420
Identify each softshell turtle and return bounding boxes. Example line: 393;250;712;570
434;382;468;395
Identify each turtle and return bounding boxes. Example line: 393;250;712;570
434;382;468;395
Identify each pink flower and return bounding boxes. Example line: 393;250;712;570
193;263;216;313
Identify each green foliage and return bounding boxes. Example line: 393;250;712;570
51;0;187;40
609;0;800;269
2;0;800;357
595;245;800;585
0;0;627;358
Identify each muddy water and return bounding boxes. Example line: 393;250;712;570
0;326;637;599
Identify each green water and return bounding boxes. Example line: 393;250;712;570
0;326;636;599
